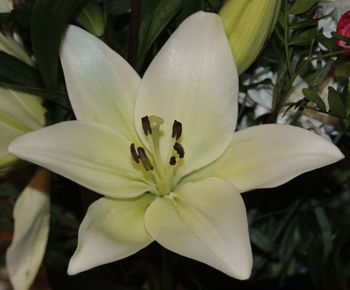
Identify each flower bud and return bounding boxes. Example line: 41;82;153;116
336;10;350;55
219;0;281;74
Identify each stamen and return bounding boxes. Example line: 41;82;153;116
141;116;152;136
149;115;164;129
130;143;140;163
137;147;153;171
169;156;176;166
172;120;182;139
174;142;185;158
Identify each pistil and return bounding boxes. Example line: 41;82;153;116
130;116;186;196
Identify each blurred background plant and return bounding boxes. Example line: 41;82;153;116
0;0;349;289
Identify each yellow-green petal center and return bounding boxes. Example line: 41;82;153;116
130;115;185;196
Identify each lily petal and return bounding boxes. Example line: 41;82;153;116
186;124;344;192
6;168;50;290
9;121;152;198
0;122;22;174
0;87;46;132
145;177;252;279
60;25;140;140
135;12;238;178
68;194;155;275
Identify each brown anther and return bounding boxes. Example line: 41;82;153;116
172;120;182;140
137;147;153;171
174;142;185;158
169;156;176;166
141;116;152;136
130;143;140;163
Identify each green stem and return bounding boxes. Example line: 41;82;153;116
266;44;349;122
283;0;293;78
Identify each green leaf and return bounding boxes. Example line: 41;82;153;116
31;0;81;94
328;87;346;117
346;83;350;117
136;0;185;71
107;0;131;14
0;12;10;25
289;28;316;46
175;0;203;23
253;199;304;275
310;199;333;261
251;228;272;253
305;59;334;90
76;1;105;36
207;0;222;10
0;51;42;88
289;0;318;15
335;62;350;79
331;31;350;44
9;7;32;29
289;18;318;31
302;88;326;111
316;31;337;52
278;217;299;279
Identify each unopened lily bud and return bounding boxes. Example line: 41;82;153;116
76;1;105;37
219;0;281;74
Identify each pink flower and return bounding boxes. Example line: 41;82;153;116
336;10;350;55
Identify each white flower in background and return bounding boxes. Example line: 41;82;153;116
9;12;344;280
6;168;50;290
0;88;45;175
239;66;338;140
1;86;50;290
2;89;50;290
0;0;12;13
319;0;350;37
0;0;33;66
277;77;340;140
239;67;307;119
0;2;50;288
239;67;276;119
0;0;44;173
0;32;34;67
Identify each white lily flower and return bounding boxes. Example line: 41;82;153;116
8;12;344;280
6;168;50;290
